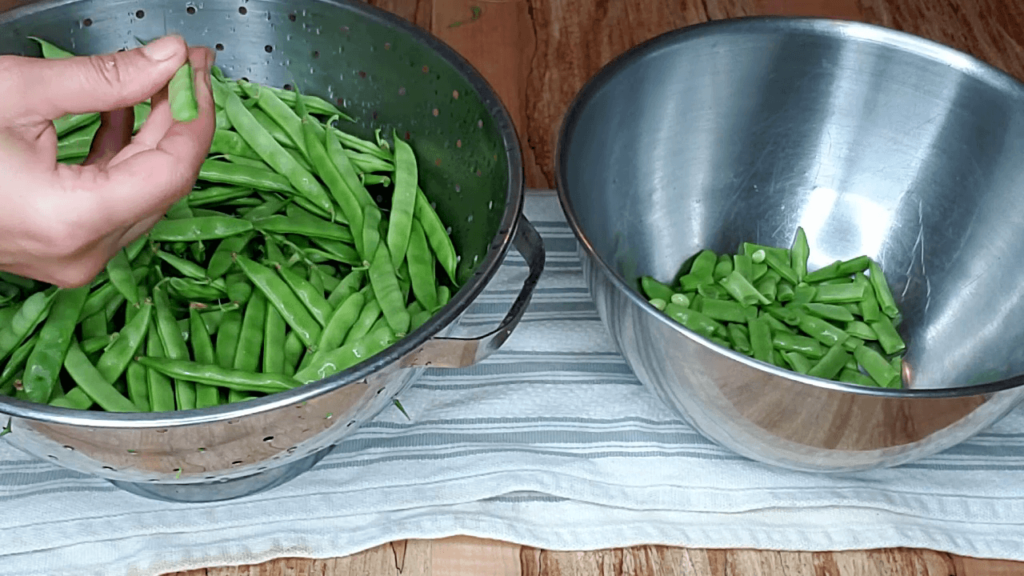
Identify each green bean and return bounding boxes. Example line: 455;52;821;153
29;35;74;59
842;336;864;352
890;355;903;377
283;330;304;376
294;323;397;384
843;320;878;341
771;332;824;359
22;287;88;403
199;159;297;194
754;270;780;303
664;303;726;339
751;262;768;282
207;232;254;279
226;275;252;305
802;302;855;323
52;111;100;138
649;298;667;311
241;81;309;157
796;314;849;347
766;304;800;326
776;281;795;303
63;340;138;412
386;133;419;268
812;283;866;303
867;260;900;318
215;108;232;130
215;310;243;370
1;333;39;388
763;251;798;285
726;323;752;355
156;250;208;281
806;343;849;379
328;270;366;307
138;357;299;394
362;174;391;188
742;314;771;364
363;204;384;264
313;291;365;358
324;123;377;209
763;313;795;336
210;130;258;159
278;264;334;327
368;243;411;336
870;316;906;355
838;367;877;387
253;215;353;243
415;188;458;284
344;297;382;346
248;108;296;149
0;290;54;363
349;153;394;174
699;299;747;323
144;322;176;412
236;255;321;347
189;186;255;207
186;307;220;409
403;220;438;311
233;290;267;374
242;197;291;222
301;115;366;256
153;287;195;411
688;250;716;284
307;266;326;295
263;306;287;375
224;88;334;216
784;351;812;374
163;61;198;121
853;345;900;387
49;386;94;410
56;120;100;160
719;271;770;306
96;301;152;384
836;255;871;276
792;284;816;305
713;256;733;282
310;238;362;267
641;276;674;302
803;260;844;284
126;360;151;411
150;216;254;242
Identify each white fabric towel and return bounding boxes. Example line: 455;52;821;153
2;191;1023;576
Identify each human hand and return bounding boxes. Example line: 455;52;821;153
0;35;215;287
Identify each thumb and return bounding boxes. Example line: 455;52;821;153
3;35;189;122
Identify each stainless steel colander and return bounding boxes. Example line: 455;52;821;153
0;0;544;501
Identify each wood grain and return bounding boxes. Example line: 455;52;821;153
3;0;1023;574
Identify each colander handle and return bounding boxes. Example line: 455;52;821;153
403;215;545;368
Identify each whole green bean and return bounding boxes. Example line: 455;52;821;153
64;340;138;412
368;243;411;336
145;322;176;412
215;310;243;370
187;307;220;409
154;287;195;411
210;130;259;159
242;81;310;157
199;159;297;194
294;323;397;384
415;188;458;284
22;287;89;403
96;301;152;384
126;360;151;411
328;270;366;307
49;386;94;410
150;216;254;242
406;220;438;311
0;333;39;388
387;133;419;268
263;306;287;375
235;255;321;348
0;290;54;363
223;88;334;216
313;291;365;359
138;357;299;393
253;215;353;243
234;290;267;373
323;121;378;210
302;115;366;256
168;63;199;123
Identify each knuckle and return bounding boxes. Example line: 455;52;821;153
85;54;125;91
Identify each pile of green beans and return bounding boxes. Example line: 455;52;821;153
0;38;460;412
640;227;906;388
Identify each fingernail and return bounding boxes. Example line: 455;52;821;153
143;35;183;62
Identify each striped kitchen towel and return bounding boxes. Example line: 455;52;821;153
2;191;1024;576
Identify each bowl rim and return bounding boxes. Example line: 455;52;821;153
554;15;1024;399
0;0;526;426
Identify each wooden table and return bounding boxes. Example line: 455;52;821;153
2;0;1023;573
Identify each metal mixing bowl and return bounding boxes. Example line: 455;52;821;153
556;17;1024;472
0;0;544;501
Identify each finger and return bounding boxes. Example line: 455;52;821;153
132;84;173;149
84;109;135;166
1;35;188;122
